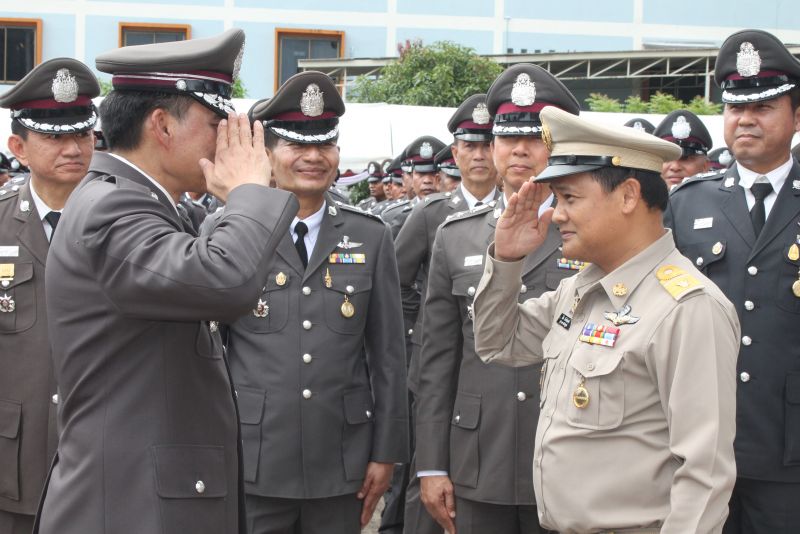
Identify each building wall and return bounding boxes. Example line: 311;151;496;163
2;0;800;98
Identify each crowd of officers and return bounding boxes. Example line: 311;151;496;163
0;23;798;534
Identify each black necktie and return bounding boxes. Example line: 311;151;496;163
750;181;773;237
294;221;309;268
474;201;483;207
44;211;61;240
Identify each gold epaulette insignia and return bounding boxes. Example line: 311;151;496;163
655;264;703;300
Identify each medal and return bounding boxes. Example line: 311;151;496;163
275;272;287;286
0;293;15;313
0;263;13;288
324;268;333;288
573;377;589;408
253;298;269;318
341;295;355;318
579;323;620;348
793;279;800;298
789;242;800;262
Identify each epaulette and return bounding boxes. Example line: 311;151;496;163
335;201;384;222
655;265;704;301
441;201;496;226
669;169;724;194
423;192;449;205
0;178;25;201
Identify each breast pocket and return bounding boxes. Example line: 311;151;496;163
238;271;291;333
682;240;727;278
777;243;800;314
324;273;372;335
566;345;626;431
0;261;35;334
451;272;481;325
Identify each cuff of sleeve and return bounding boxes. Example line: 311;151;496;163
417;470;449;477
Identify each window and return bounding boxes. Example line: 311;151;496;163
119;23;190;47
275;29;344;90
0;18;41;84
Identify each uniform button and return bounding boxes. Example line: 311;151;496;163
740;372;751;383
520;284;528;294
586;362;595;372
195;480;205;494
302;353;312;364
302;286;311;295
744;300;755;311
51;394;59;405
454;414;461;423
747;266;758;276
302;320;312;330
695;257;704;266
408;328;414;335
302;389;312;399
346;285;354;294
366;410;372;418
517;392;527;401
467;287;476;297
742;335;752;346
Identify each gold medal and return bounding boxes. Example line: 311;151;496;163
789;243;800;262
612;283;627;296
341;295;355;318
324;268;332;288
275;272;287;286
793;279;800;298
572;377;589;408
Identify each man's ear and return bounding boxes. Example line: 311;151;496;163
619;176;642;215
7;135;28;166
147;108;175;149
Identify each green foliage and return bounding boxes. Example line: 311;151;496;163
347;179;370;204
585;91;721;115
350;40;503;107
99;79;113;97
232;78;247;98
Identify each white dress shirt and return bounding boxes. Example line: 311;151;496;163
290;201;326;260
28;181;58;242
460;184;497;210
737;157;792;219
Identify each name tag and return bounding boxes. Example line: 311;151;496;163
693;217;713;230
464;255;483;267
0;246;19;257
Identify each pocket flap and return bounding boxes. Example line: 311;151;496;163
451;392;480;430
546;270;570;290
787;374;800;405
0;399;21;439
263;271;291;293
236;386;265;425
328;273;372;296
343;389;375;424
152;445;227;499
1;262;33;290
451;273;480;298
683;240;726;269
569;346;624;378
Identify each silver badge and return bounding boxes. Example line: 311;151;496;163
328;205;337;216
0;293;15;313
300;83;324;117
420;142;433;160
671;116;691;140
176;80;188;91
20;200;30;213
337;235;363;249
511;73;536;107
368;163;376;174
736;42;761;77
632;121;645;132
232;39;245;81
51;68;79;103
603;304;640;326
793;180;800;190
253;298;269;318
472;103;490;124
719;150;733;165
724;177;735;187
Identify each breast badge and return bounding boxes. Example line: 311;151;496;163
253;298;269;318
603;304;640;326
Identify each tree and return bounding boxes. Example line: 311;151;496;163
350;41;503;107
585;91;722;115
585;93;623;112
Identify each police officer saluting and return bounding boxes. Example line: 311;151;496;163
666;29;800;532
653;109;713;188
0;58;98;534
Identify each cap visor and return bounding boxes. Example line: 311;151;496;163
534;164;603;182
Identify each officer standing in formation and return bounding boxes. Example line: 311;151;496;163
415;64;580;534
653;109;713;188
0;58;99;534
356;161;387;212
709;146;736;171
666;28;800;532
37;29;299;534
434;145;461;193
474;105;739;533
213;71;408;534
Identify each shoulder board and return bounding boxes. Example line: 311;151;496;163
336;201;383;221
655;264;705;301
441;203;495;227
0;183;21;201
422;192;449;205
669;170;724;194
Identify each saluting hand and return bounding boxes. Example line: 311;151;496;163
494;178;554;262
199;112;271;202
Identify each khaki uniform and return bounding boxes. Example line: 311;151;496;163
473;230;739;533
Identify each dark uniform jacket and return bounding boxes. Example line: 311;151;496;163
382;198;417;240
35;152;298;534
665;162;800;482
415;202;577;503
214;197;409;499
0;178;58;516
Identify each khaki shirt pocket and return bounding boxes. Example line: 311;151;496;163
539;334;560;408
0;261;35;334
324;273;372;335
566;345;626;430
238;271;291;333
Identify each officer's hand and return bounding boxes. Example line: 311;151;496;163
357;461;394;527
199;113;271;202
494;179;553;262
420;475;456;534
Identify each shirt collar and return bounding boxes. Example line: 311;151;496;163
459;184;497;209
736;157;792;193
27;180;54;221
291;201;326;237
106;153;179;214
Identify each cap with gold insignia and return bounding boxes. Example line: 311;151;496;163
96;28;245;117
486;64;579;137
435;145;460;178
653;110;712;158
715;29;800;104
0;57;100;134
403;136;446;173
623;117;655;135
250;70;344;144
709;147;735;170
447;94;493;142
535;106;682;182
366;161;382;183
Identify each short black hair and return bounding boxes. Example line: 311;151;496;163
10;121;28;140
263;127;280;151
590;166;668;211
790;87;800;112
99;90;193;151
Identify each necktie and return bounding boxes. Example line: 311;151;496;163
44;211;61;240
750;180;773;237
294;221;309;268
474;201;484;208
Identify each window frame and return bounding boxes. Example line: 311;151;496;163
118;22;191;48
0;18;42;83
274;28;345;92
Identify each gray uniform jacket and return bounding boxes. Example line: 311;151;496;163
665;162;800;482
35;152;298;534
214;198;409;499
0;178;58;516
415;203;575;504
381;199;412;240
